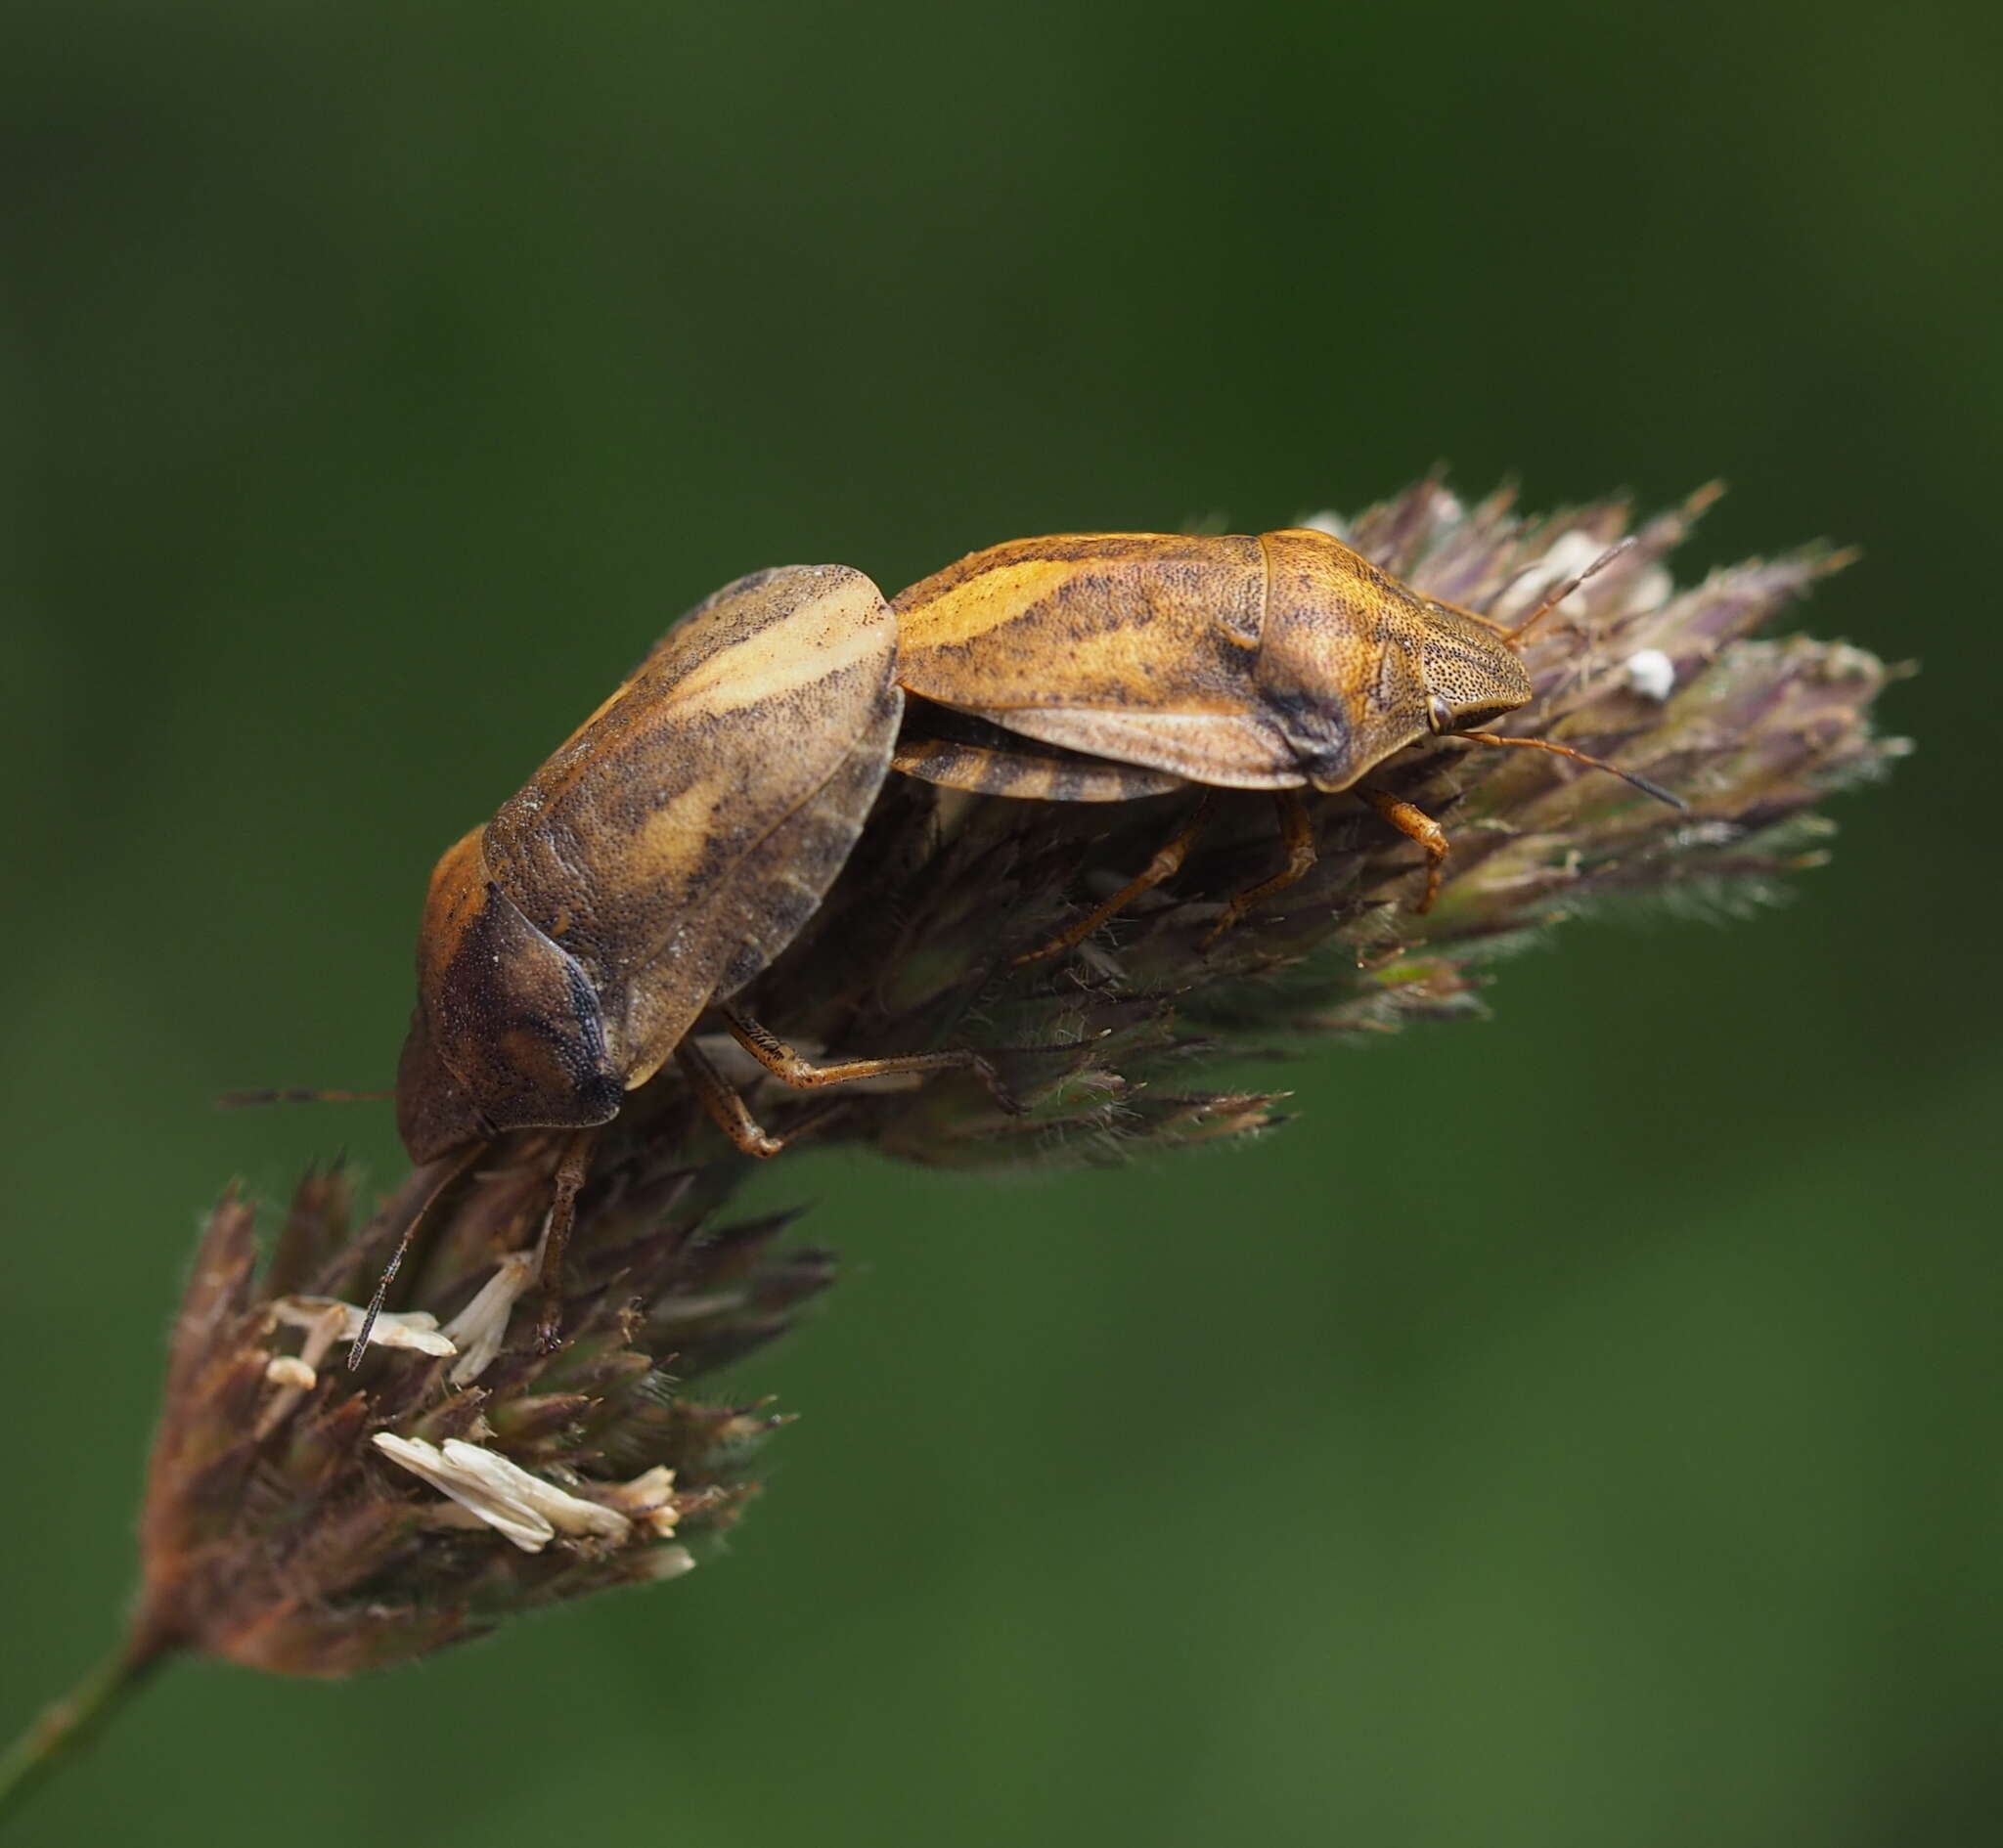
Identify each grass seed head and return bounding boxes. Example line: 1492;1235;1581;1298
134;479;1902;1674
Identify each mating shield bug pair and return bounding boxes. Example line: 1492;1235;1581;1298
336;524;1677;1357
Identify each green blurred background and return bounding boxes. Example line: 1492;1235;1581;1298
3;2;1996;1842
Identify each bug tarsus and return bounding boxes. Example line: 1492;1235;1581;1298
676;1037;787;1157
721;1003;1022;1116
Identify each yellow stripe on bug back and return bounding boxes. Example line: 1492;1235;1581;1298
896;555;1116;649
670;576;893;720
896;539;1269;720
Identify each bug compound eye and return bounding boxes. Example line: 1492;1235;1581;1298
1425;693;1456;733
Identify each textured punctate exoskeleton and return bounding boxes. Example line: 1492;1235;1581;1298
386;563;1004;1356
890;528;1673;954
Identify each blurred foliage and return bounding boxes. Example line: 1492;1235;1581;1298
0;2;1994;1844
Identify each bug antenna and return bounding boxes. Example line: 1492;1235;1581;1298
1504;537;1637;643
1453;729;1686;810
347;1143;485;1370
217;1086;394;1108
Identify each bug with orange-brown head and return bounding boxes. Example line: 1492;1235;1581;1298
369;562;1010;1364
890;527;1677;953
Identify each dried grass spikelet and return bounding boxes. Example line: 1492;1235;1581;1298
132;478;1905;1679
138;1161;816;1675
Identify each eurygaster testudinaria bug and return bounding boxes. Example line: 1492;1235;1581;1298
375;563;1013;1360
887;527;1679;959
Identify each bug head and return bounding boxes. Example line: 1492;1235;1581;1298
1411;614;1685;814
397;830;626;1164
1407;540;1684;813
1414;602;1536;737
1415;535;1639;673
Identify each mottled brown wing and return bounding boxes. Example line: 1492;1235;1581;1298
482;563;901;1082
618;718;896;1088
892;533;1308;789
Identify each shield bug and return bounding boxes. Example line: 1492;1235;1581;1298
888;527;1679;959
369;562;1008;1359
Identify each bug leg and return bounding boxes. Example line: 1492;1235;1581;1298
676;1038;786;1158
720;1004;1020;1116
532;1126;598;1352
1355;784;1450;913
1012;794;1214;967
1201;790;1317;947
